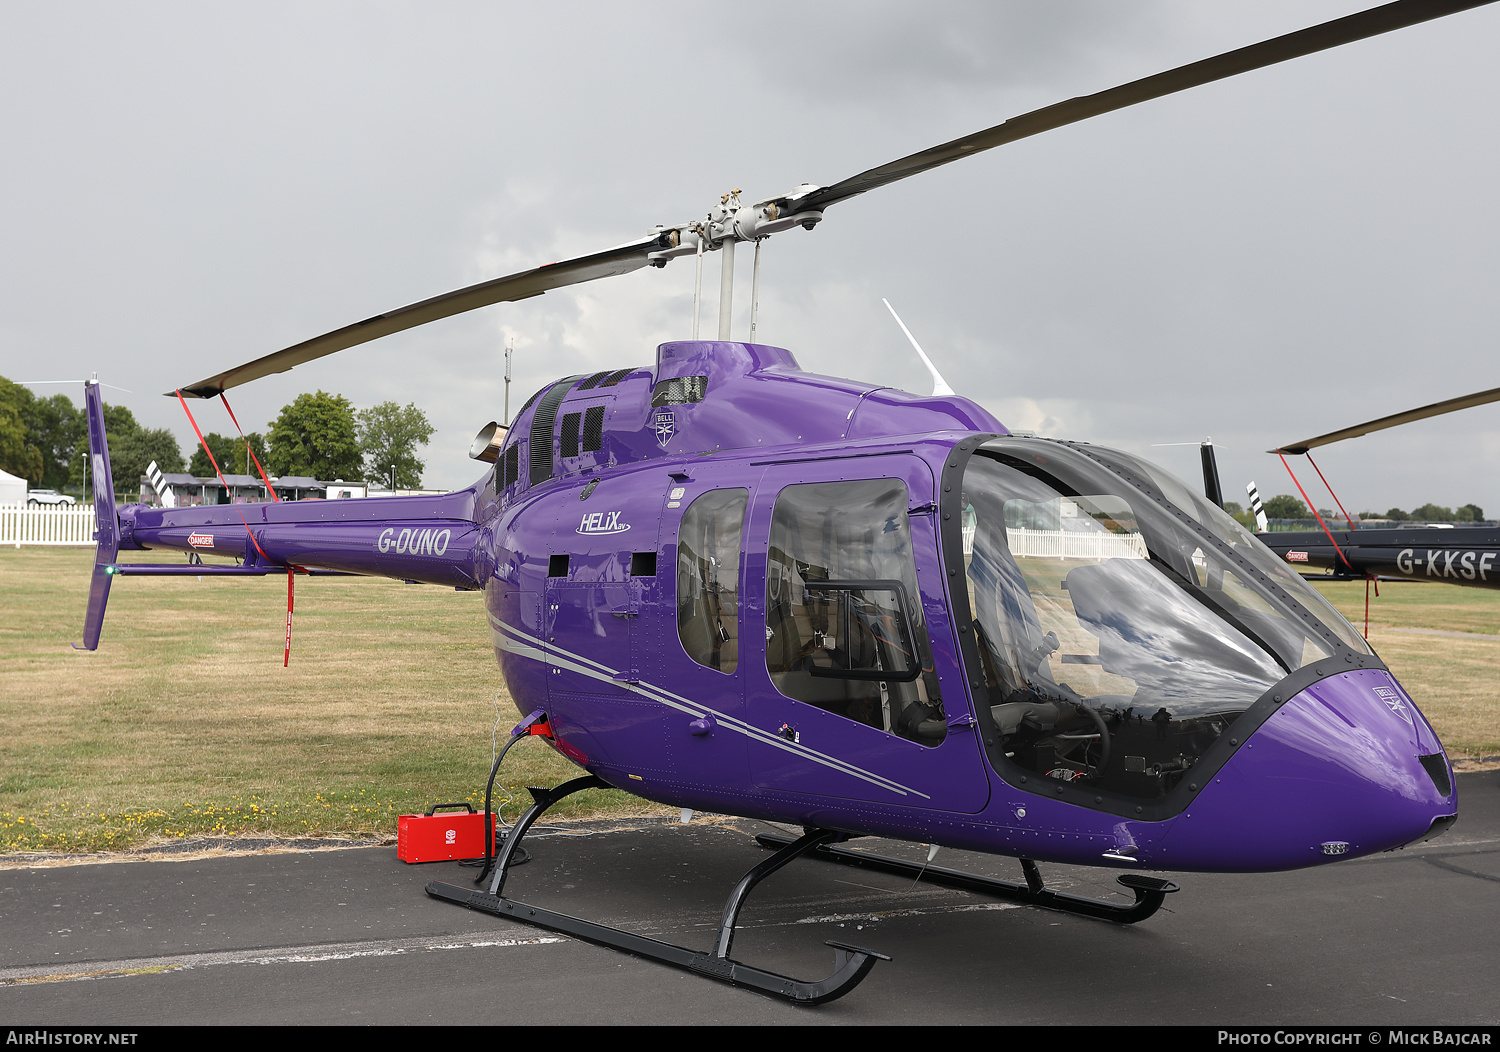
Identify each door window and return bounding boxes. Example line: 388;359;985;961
677;489;748;673
765;479;946;745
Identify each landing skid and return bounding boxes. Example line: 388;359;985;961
755;833;1179;924
425;776;890;1006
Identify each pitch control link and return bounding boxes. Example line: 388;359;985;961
426;778;889;1005
755;833;1179;924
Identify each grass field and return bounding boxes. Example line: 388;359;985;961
1306;577;1500;763
1;548;1495;855
0;547;662;855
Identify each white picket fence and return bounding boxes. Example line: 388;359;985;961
9;505;1152;557
0;505;98;546
962;524;1148;561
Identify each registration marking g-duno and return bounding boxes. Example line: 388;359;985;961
377;527;452;556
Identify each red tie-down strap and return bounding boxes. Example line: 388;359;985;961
177;390;307;666
1277;449;1372;638
218;391;280;502
285;567;295;667
1364;573;1380;640
1276;451;1352;572
175;390;273;563
1305;451;1355;531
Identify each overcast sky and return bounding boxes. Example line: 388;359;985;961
3;1;1497;513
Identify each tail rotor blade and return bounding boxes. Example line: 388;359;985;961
1247;482;1268;533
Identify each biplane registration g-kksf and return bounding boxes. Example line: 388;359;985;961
76;1;1478;1005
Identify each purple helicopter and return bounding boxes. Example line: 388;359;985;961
77;0;1480;1005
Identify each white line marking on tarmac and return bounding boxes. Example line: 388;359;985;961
0;931;566;986
794;902;1023;925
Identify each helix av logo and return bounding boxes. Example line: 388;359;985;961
577;511;631;535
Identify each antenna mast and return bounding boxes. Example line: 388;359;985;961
503;337;513;425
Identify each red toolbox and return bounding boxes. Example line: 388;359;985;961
398;803;495;863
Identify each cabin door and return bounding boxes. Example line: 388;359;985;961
744;455;990;814
541;474;668;775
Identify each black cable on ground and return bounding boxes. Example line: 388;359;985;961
465;731;529;884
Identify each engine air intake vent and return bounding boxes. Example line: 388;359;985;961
560;412;581;458
582;406;605;452
652;375;708;407
503;444;520;488
1418;753;1453;797
530;376;582;485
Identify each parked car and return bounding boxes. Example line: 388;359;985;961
26;489;76;507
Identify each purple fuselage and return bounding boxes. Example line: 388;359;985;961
115;342;1457;873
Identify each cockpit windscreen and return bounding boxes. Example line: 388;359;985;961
961;439;1364;800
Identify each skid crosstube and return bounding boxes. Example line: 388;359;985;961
425;776;889;1006
754;833;1179;924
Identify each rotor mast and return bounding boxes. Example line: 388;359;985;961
649;184;825;342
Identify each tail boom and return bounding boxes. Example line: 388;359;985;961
77;377;484;651
119;497;481;589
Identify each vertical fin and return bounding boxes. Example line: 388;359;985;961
75;379;118;650
1199;438;1224;509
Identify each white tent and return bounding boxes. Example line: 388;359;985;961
0;468;26;505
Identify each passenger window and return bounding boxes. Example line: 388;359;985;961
677;489;747;673
765;479;945;745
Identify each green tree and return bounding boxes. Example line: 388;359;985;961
1221;500;1256;531
357;401;434;489
189;431;267;477
240;432;268;476
65;402;183;496
1457;503;1485;523
112;427;185;489
1385;507;1410;521
266;392;361;480
23;392;84;489
1411;503;1454;522
1262;494;1310;519
0;376;43;483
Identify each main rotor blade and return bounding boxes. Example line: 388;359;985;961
800;0;1496;213
174;0;1494;399
1273;385;1500;454
171;235;663;398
